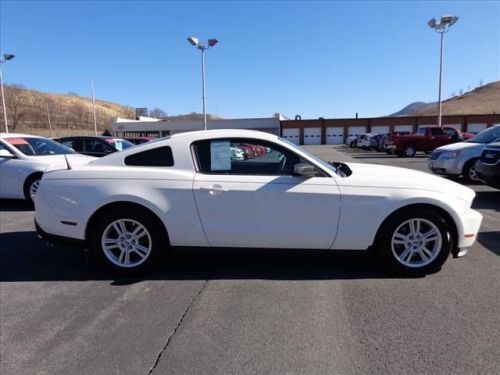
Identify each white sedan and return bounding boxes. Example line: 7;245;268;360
34;129;482;276
0;133;95;205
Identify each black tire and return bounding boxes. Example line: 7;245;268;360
23;173;43;207
462;158;479;183
89;208;167;275
376;208;452;276
402;144;417;157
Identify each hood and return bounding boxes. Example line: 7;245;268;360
339;162;475;202
435;142;484;152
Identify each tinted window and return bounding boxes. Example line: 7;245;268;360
193;138;318;176
430;128;444;136
85;139;113;154
61;138;84;152
124;146;174;167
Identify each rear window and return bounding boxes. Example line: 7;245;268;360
124;146;174;167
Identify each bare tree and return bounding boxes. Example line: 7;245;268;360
150;108;168;119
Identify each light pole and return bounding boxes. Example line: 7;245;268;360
0;53;15;133
428;15;458;128
187;36;218;130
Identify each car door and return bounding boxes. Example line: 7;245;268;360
192;138;341;249
429;128;451;150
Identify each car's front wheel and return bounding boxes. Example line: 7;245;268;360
462;158;479;183
24;173;42;206
377;209;452;276
90;209;166;275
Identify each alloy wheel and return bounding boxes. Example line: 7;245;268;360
29;179;40;200
391;218;442;268
101;219;152;268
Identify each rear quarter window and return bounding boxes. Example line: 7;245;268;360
124;146;174;167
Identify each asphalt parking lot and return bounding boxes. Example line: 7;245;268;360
1;145;499;375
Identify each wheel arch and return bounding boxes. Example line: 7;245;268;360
84;201;170;247
23;171;44;200
372;203;458;249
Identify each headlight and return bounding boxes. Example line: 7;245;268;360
441;151;460;159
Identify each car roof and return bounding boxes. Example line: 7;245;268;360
0;133;45;139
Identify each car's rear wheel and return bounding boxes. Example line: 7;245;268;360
90;209;166;275
462;158;479;183
23;173;42;206
377;209;452;276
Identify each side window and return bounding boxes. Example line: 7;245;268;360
61;139;83;152
430;128;444;136
193;138;317;176
124;147;174;167
85;139;111;153
443;128;456;136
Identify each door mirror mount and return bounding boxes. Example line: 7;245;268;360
293;163;316;178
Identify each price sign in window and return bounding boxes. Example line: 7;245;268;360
210;141;232;171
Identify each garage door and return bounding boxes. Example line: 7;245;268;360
371;126;390;135
282;128;300;145
467;123;487;134
394;125;413;133
346;126;366;138
304;128;322;145
326;127;344;145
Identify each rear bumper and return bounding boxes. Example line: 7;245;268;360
35;220;85;248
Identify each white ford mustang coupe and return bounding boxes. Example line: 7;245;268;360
35;130;482;276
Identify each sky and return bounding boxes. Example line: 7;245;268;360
1;0;499;119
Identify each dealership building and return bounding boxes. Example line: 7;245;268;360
111;113;500;145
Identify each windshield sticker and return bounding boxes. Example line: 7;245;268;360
211;141;232;171
6;138;29;145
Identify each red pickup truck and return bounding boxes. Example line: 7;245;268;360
385;126;473;157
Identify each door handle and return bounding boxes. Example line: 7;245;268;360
200;184;228;194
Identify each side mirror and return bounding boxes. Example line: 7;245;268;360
0;149;16;159
293;163;316;178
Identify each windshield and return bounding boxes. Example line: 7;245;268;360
105;138;135;151
466;126;500;144
5;137;75;156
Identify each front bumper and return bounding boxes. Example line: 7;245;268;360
475;162;500;189
456;208;483;249
427;158;462;176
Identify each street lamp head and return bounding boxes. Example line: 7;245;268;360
427;18;437;29
187;36;199;47
3;54;15;61
208;39;218;47
441;15;458;26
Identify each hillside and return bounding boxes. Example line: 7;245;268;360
0;84;136;136
0;85;223;137
390;102;429;116
391;80;500;117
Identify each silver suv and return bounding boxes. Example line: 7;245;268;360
428;125;500;182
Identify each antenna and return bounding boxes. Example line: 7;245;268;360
64;154;72;170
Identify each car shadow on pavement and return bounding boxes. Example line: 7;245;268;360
0;199;33;212
477;231;500;256
0;231;402;283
